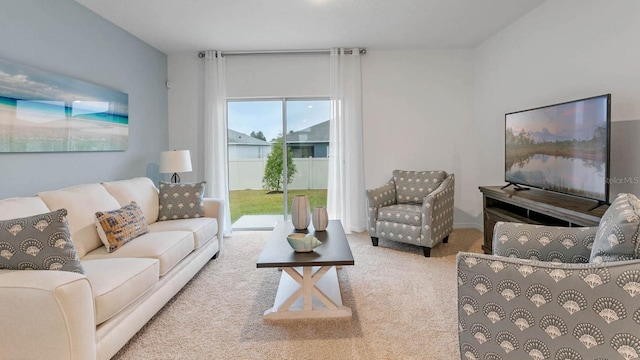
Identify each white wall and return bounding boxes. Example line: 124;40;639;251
168;1;640;230
167;53;204;183
0;0;168;198
362;50;476;227
473;0;640;224
168;49;477;227
167;53;329;183
226;54;329;98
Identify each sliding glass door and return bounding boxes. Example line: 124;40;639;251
227;98;329;230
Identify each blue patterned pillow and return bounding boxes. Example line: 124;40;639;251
0;209;84;273
590;193;640;263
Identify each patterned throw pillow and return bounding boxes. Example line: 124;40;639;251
0;209;84;273
158;181;206;221
95;201;149;253
393;170;447;204
590;193;640;263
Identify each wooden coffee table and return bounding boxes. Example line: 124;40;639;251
256;220;354;319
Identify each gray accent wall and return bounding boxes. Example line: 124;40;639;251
0;0;168;199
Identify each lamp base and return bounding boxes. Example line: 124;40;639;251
170;173;181;183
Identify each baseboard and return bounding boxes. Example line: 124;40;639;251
453;223;482;231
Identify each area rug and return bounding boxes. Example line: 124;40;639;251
113;228;483;359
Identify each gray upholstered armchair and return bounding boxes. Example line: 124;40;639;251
457;193;640;360
365;170;454;257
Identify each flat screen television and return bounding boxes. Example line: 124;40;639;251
504;94;611;203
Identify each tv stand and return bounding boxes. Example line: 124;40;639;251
588;201;607;211
500;182;529;191
479;186;608;254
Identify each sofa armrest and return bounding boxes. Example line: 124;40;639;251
457;252;640;360
203;197;225;242
0;270;96;359
422;174;455;245
492;222;596;263
365;179;396;236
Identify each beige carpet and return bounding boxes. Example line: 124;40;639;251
113;229;483;360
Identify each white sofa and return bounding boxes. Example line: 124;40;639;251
0;177;223;360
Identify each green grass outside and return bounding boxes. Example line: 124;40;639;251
229;189;327;223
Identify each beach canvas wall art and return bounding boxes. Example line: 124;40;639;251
0;58;128;152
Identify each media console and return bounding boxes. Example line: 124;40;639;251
479;186;608;254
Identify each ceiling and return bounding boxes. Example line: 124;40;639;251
74;0;546;54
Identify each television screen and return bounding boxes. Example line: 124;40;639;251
505;94;611;202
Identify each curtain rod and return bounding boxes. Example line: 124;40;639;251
197;48;366;58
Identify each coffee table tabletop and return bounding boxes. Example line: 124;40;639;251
256;220;354;268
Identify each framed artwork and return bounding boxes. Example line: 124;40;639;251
0;58;128;152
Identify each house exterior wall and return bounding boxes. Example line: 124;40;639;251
228;144;272;159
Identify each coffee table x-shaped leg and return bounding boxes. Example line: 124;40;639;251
264;265;352;319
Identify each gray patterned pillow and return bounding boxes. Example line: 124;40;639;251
393;170;446;204
0;209;84;273
590;193;640;263
158;181;206;221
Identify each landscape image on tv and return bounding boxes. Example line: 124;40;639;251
505;95;610;201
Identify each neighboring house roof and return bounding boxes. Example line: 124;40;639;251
286;120;329;143
228;129;271;146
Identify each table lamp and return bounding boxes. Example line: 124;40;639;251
160;150;192;183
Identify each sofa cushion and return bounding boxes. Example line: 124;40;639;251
82;231;194;276
148;218;217;249
37;183;121;258
102;177;160;225
393;170;446;204
95;202;149;253
0;209;84;273
0;197;51;220
158;181;205;221
590;193;640;263
82;258;159;325
377;204;422;226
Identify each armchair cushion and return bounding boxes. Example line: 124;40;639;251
590;193;640;263
377;204;422;226
393;170;446;204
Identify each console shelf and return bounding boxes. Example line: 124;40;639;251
479;186;608;254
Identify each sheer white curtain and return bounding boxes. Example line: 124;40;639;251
204;50;232;236
327;48;366;233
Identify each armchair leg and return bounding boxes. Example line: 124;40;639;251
371;237;379;246
423;247;431;257
443;236;449;244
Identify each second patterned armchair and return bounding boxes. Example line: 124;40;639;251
365;170;455;257
457;193;640;359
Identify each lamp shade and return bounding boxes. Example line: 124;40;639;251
160;150;192;174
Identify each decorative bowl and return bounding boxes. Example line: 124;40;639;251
286;233;322;252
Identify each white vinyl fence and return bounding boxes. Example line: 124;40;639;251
229;157;328;191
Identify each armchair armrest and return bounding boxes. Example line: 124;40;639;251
0;270;96;359
422;174;455;245
457;252;640;359
365;179;396;236
492;222;596;263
